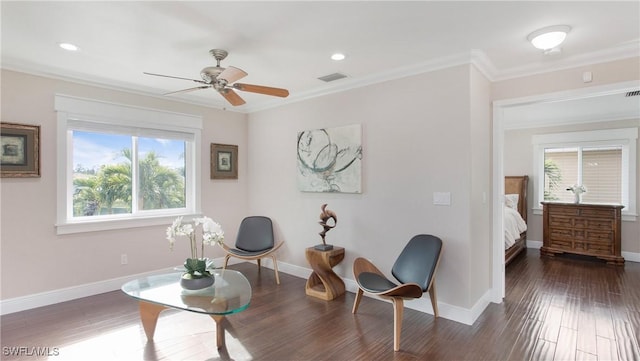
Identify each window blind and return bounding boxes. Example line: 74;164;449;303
582;148;622;203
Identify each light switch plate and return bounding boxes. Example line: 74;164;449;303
433;192;451;206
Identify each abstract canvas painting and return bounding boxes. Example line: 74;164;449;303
297;124;362;193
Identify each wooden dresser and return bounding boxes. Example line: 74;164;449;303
541;202;624;265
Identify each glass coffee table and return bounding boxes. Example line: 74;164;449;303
122;269;251;349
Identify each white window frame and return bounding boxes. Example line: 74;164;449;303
532;128;638;221
55;94;203;234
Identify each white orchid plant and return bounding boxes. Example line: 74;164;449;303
567;184;587;203
566;184;587;195
166;216;225;279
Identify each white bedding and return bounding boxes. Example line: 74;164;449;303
504;205;527;249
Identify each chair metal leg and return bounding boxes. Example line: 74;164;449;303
223;255;230;269
352;288;364;314
271;255;280;285
257;258;261;269
391;297;404;351
429;284;439;317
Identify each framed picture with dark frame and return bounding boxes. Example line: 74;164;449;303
210;143;238;179
1;122;41;178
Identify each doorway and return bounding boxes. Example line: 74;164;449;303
491;80;640;302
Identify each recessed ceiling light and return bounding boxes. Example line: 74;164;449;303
59;43;79;51
527;25;571;51
331;53;346;61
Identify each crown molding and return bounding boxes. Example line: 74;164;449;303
3;41;638;114
492;41;640;81
246;50;494;113
0;58;248;113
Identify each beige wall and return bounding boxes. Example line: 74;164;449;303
0;70;249;299
247;64;490;309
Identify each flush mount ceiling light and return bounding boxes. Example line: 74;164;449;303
527;25;571;51
331;53;346;61
58;42;79;51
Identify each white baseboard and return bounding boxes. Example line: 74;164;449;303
527;240;543;249
1;266;173;315
622;251;640;263
0;257;485;325
5;249;638;321
259;259;479;325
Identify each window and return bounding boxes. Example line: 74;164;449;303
72;131;187;217
533;128;637;221
55;95;202;234
544;146;622;204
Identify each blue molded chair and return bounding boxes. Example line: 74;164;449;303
352;234;443;351
222;216;284;284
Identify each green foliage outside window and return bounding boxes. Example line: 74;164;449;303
544;159;562;201
73;150;185;217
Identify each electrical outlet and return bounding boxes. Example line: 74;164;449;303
121;254;128;265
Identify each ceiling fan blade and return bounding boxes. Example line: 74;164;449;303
217;66;248;84
144;72;208;84
219;88;246;106
163;86;210;96
233;83;289;98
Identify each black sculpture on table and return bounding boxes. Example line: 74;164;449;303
316;204;337;251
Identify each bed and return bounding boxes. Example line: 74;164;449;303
504;175;528;265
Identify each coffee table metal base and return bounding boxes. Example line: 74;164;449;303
139;301;227;349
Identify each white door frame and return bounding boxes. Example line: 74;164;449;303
490;80;640;303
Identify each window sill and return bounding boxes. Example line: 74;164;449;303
56;213;200;235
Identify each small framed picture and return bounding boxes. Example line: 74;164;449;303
1;122;41;178
210;143;238;179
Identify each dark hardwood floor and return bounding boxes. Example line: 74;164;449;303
2;250;639;360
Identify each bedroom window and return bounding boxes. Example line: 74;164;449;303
55;95;203;234
544;146;622;204
533;128;637;221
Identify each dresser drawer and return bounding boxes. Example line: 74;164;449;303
584;230;614;243
573;218;613;230
548;215;573;228
573;241;613;254
550;239;572;249
547;206;581;216
548;205;616;218
549;228;573;242
579;207;617;218
586;242;614;254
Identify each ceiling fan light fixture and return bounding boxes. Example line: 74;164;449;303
527;25;571;50
58;42;79;51
331;53;346;61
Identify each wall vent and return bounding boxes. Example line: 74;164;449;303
318;72;348;82
625;90;640;97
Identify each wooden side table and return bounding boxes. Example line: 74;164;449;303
305;246;345;300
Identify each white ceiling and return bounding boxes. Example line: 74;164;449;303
2;1;639;116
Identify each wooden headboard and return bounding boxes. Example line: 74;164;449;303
505;175;529;223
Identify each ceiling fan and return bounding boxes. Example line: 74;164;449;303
144;49;289;106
